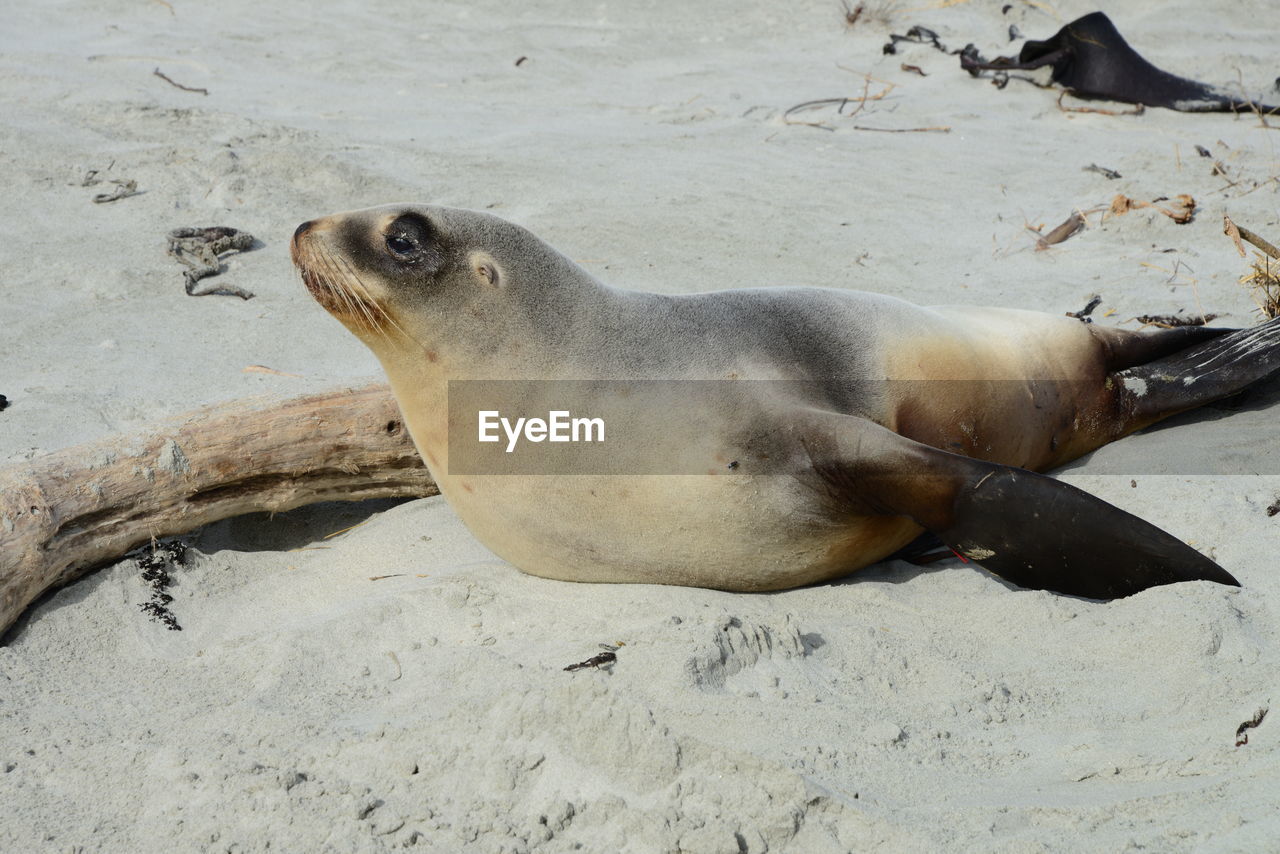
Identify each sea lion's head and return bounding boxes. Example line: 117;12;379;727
293;203;605;385
289;204;521;352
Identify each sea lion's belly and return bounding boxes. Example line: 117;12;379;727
391;360;924;591
435;472;922;591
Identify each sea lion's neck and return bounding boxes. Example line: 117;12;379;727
373;264;664;392
373;345;452;475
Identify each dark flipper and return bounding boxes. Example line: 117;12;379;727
1090;323;1236;372
1117;315;1280;428
806;416;1239;599
963;12;1279;113
928;465;1238;599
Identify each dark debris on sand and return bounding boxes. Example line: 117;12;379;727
1236;708;1268;746
135;541;187;631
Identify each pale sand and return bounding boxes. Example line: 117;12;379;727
1;1;1278;851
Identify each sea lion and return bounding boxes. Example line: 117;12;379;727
291;204;1280;599
962;12;1280;114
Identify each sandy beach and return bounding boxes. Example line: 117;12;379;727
2;1;1278;851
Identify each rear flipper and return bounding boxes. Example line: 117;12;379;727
929;466;1238;598
961;11;1280;114
1118;315;1280;429
806;415;1240;599
1090;323;1235;372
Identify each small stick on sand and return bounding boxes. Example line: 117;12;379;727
92;179;140;204
1224;215;1280;261
849;125;951;133
1035;211;1087;250
244;365;304;378
153;67;208;95
840;1;864;28
783;76;897;129
0;383;437;637
1224;215;1248;257
1082;163;1122;180
1066;295;1103;321
1133;313;1219;329
1237;68;1278;129
1225;217;1280;319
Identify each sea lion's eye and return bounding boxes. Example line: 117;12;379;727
383;213;435;265
385;234;419;258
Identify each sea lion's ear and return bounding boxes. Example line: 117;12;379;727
802;415;1239;600
469;252;501;287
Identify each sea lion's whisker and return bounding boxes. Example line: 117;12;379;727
326;250;385;339
298;246;344;312
298;242;381;338
331;248;416;345
320;245;378;332
313;244;371;331
318;251;361;320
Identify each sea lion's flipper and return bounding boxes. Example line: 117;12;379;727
808;417;1239;599
1090;323;1236;372
966;12;1279;113
1116;315;1280;428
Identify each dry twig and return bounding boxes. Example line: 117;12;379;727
1066;295;1103;321
850;124;950;133
1223;216;1280;319
1224;215;1280;261
153;67;208;95
840;1;864;28
243;365;303;378
92;179;140;204
1035;211;1087;250
1134;313;1218;329
1082;163;1122;180
783;75;896;129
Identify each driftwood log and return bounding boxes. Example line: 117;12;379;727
0;383;437;636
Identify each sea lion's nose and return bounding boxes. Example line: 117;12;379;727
291;219;322;264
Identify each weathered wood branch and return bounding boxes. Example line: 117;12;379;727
0;383;437;636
